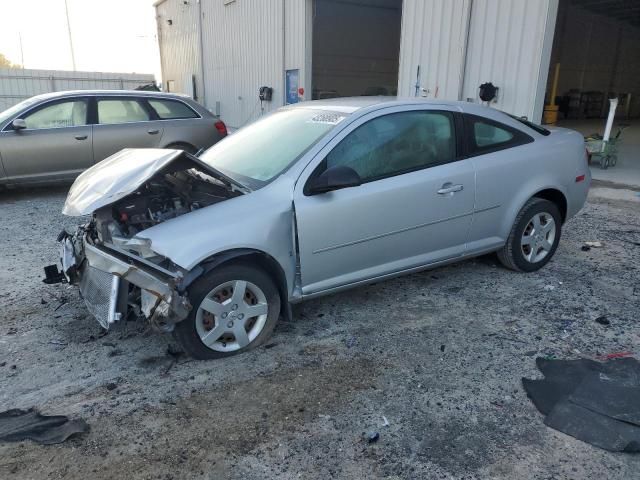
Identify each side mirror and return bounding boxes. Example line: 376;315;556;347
11;119;27;130
307;165;361;195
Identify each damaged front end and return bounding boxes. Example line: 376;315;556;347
44;148;248;332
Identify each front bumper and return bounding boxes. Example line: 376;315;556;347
62;232;191;330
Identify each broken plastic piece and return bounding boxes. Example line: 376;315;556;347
42;264;66;284
366;431;380;443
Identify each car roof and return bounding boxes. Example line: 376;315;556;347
289;96;483;114
23;90;190;102
285;97;542;138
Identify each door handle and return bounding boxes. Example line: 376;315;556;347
74;134;88;140
437;183;464;195
147;129;159;135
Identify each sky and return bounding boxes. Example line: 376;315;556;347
0;0;161;79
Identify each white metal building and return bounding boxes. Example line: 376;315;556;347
155;0;640;129
0;68;156;111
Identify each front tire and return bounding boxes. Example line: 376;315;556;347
497;198;562;272
174;263;280;359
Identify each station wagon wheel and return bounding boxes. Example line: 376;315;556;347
497;198;562;272
173;263;280;359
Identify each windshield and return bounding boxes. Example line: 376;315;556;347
199;108;347;188
0;97;41;126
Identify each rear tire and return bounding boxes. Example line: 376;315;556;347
174;263;280;359
497;198;562;272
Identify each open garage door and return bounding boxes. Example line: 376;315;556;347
546;0;640;186
312;0;402;99
546;0;640;122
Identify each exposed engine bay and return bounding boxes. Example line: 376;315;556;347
93;163;242;245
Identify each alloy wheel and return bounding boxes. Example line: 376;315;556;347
520;212;556;263
195;280;269;352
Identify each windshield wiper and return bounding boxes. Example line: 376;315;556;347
186;152;252;194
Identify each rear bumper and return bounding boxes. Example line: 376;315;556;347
65;232;191;329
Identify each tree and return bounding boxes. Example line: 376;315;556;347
0;53;21;69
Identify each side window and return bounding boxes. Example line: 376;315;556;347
465;114;533;154
148;99;198;119
325;111;456;183
97;99;150;125
473;122;513;147
23;100;88;129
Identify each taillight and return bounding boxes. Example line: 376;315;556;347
214;120;227;137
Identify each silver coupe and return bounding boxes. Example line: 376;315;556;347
51;97;590;359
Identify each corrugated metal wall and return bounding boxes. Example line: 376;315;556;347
155;0;310;129
156;0;557;125
398;0;471;100
461;0;557;120
200;0;285;129
285;0;312;100
399;0;557;121
0;68;154;111
155;0;203;100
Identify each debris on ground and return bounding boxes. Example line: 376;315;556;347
584;241;603;248
597;352;635;361
365;431;380;444
382;416;390;427
595;315;611;326
346;336;357;348
523;357;640;452
0;408;89;445
166;344;185;358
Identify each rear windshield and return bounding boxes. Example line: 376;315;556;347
507;113;550;136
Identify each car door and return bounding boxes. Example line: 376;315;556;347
293;106;476;295
0;97;92;183
91;96;164;163
462;114;536;253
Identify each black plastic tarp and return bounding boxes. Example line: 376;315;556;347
0;408;89;445
523;357;640;452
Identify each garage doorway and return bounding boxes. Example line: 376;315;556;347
546;0;640;186
312;0;403;99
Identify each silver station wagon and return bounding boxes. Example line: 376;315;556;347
49;97;590;359
0;90;227;186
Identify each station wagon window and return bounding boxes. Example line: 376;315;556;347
22;100;88;130
464;114;533;155
147;99;198;119
97;99;150;124
324;111;456;182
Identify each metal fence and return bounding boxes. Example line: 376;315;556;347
0;68;156;111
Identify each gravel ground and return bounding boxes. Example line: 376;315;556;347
0;183;639;479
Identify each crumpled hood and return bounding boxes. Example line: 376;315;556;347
63;148;183;216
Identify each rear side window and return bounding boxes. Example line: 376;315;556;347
464;114;533;155
474;122;513;147
148;99;199;119
97;99;149;124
